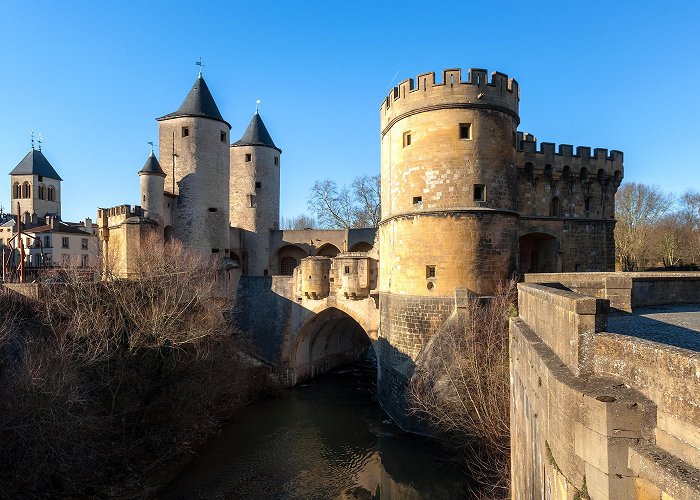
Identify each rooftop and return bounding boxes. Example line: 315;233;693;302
232;113;280;152
156;75;230;129
9;149;63;181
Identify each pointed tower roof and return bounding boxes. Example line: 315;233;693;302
9;149;63;181
157;75;231;129
232;113;281;153
138;151;166;176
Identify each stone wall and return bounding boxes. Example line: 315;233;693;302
511;276;700;499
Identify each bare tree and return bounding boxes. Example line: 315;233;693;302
307;174;380;228
409;279;517;498
679;190;700;265
280;214;316;230
614;182;674;271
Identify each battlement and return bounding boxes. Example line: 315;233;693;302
97;204;144;229
381;68;520;126
516;131;624;181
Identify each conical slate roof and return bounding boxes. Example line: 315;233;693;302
157;75;230;128
138;151;165;176
9;149;63;181
232;113;281;152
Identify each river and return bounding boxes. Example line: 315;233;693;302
162;354;471;499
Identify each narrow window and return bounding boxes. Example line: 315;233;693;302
48;186;55;202
81;238;88;249
143;195;146;202
459;123;472;140
584;197;591;212
255;181;261;189
182;127;189;137
274;157;279;166
245;153;252;162
44;236;50;247
81;254;88;267
263;269;269;276
426;265;436;279
62;237;69;248
474;184;486;202
403;131;412;147
550;197;562;217
38;175;43;182
211;248;220;253
248;194;255;208
344;265;350;274
220;131;226;142
208;207;218;212
413;196;422;206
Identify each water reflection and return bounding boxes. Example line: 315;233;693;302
162;357;469;499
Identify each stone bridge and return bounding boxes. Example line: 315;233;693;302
234;253;380;386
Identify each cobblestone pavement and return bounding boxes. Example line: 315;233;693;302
607;304;700;351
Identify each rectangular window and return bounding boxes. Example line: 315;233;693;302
38;175;43;182
245;153;252;162
474;184;486;202
62;254;70;265
81;254;88;267
344;266;350;274
403;131;412;147
45;253;51;264
81;238;88;249
44;236;50;247
181;127;189;137
208;207;218;212
255;181;261;189
62;237;69;248
459;123;472;140
413;196;422;206
426;265;436;279
248;194;255;208
220;131;226;142
274;157;279;166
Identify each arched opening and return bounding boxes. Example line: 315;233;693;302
519;233;558;274
550;196;561;217
38;184;46;200
229;251;241;268
22;182;31;199
164;225;175;242
47;185;55;202
349;241;373;253
317;243;341;257
291;307;372;384
12;183;20;199
276;244;307;275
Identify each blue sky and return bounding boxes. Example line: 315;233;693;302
1;1;698;222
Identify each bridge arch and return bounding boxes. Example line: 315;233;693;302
288;305;375;385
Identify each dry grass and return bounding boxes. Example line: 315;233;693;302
0;235;274;498
409;279;517;498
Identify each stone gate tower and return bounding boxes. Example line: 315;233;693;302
230;112;281;275
377;68;520;427
156;75;231;255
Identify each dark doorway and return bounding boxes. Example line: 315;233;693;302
519;233;558;274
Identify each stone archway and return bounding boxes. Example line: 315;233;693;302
274;244;308;276
317;243;341;257
289;307;373;385
518;232;559;274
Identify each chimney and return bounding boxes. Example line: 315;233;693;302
84;217;93;234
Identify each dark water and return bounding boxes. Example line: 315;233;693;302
162;356;470;499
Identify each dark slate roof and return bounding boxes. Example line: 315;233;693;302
232;113;281;152
9;149;63;181
156;75;230;128
138;151;166;176
28;222;90;235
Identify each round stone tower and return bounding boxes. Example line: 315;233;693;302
138;150;166;227
156;74;231;256
377;68;520;429
230;111;281;276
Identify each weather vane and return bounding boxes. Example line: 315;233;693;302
30;130;35;150
147;141;155;153
196;58;205;76
256;99;261;114
37;133;43;151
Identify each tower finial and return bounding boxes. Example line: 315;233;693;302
196;57;205;77
256;99;261;114
30;130;35;150
147;141;155;153
37;132;42;151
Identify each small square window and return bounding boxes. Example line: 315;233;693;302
403;131;412;147
474;184;486;202
426;265;436;279
245;153;252;162
255;181;261;189
274;157;279;166
81;238;88;249
459;123;472;140
38;175;43;182
220;131;226;142
413;196;422;206
182;127;189;138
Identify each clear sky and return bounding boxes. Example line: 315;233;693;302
1;1;698;222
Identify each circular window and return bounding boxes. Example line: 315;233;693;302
427;282;434;291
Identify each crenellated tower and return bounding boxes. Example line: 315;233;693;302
156;74;231;256
230;111;281;275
